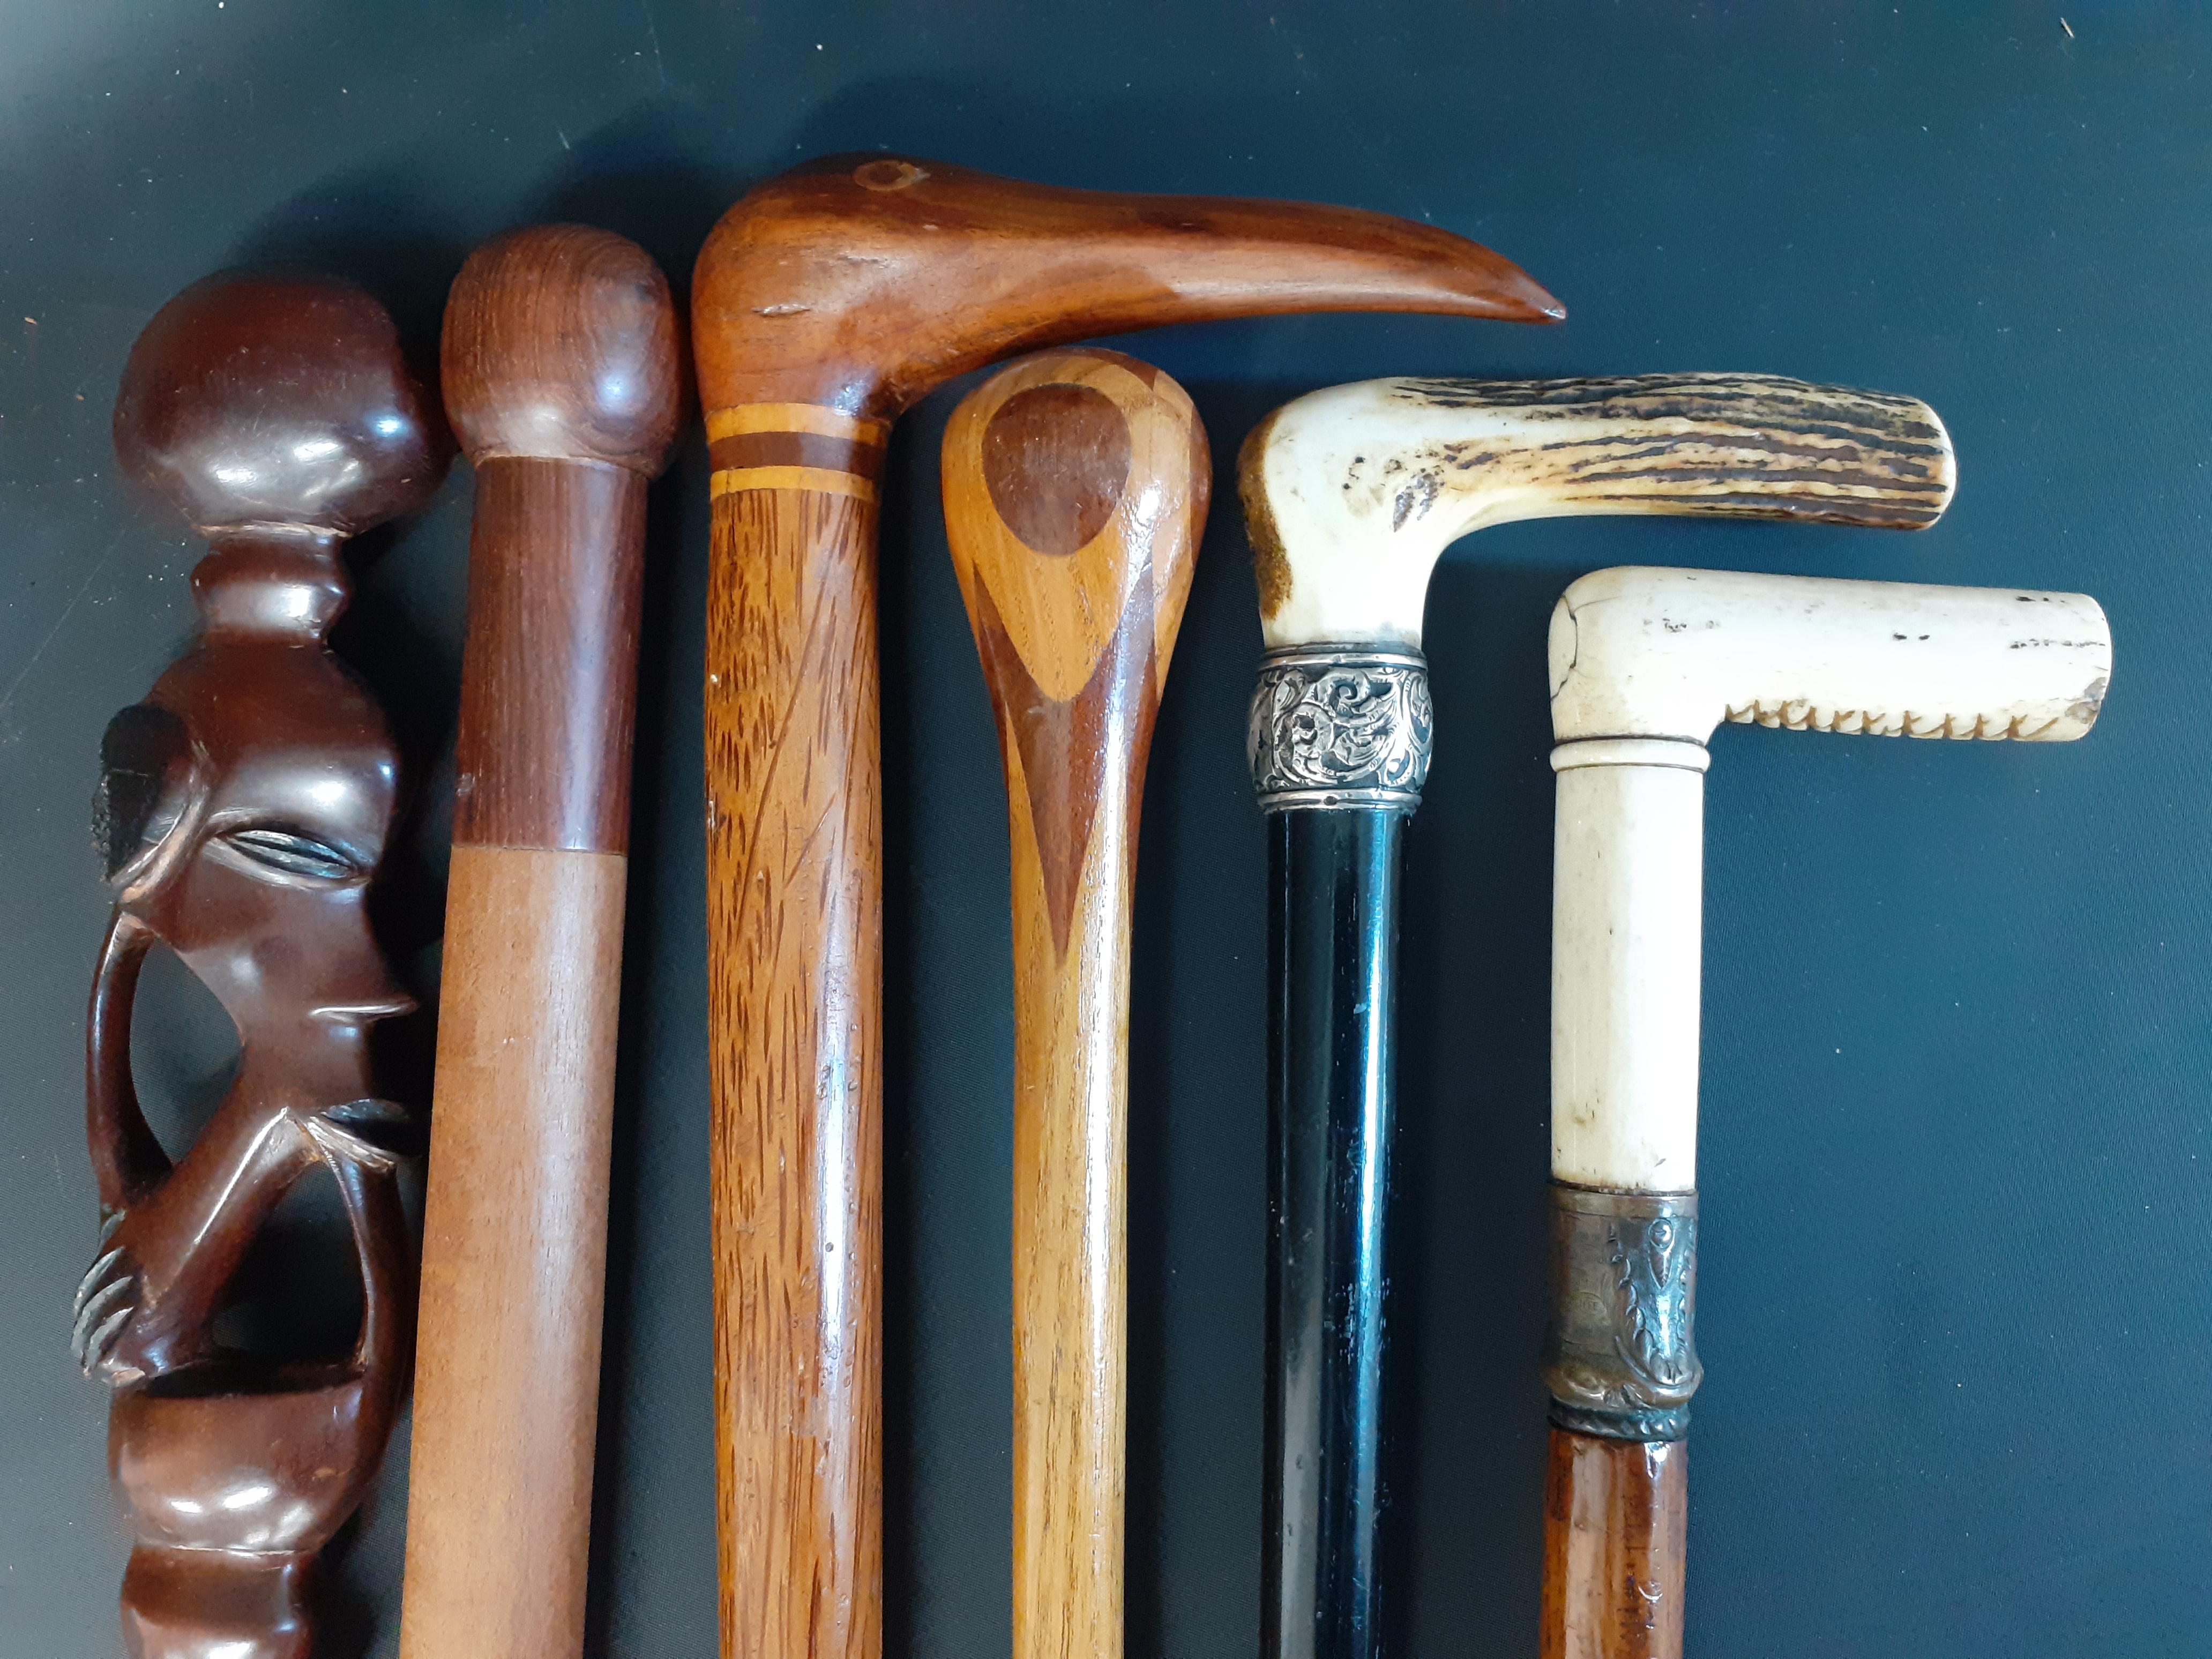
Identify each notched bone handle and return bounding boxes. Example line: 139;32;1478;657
1548;567;2113;747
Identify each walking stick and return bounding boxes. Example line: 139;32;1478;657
1542;565;2109;1657
400;226;679;1659
689;153;1561;1659
1237;374;1955;1659
81;272;446;1658
940;348;1208;1659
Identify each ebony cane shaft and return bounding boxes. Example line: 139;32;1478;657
1264;809;1404;1659
1251;646;1431;1659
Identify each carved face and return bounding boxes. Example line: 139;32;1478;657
96;637;411;1053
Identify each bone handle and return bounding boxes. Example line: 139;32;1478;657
941;348;1208;1659
1542;565;2112;1659
1548;567;2113;1190
401;225;678;1659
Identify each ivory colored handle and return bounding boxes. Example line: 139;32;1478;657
941;348;1209;1659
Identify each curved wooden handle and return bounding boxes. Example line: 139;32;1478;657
402;225;678;1659
942;348;1209;1659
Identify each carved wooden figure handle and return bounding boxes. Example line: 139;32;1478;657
693;152;1559;1659
399;225;680;1659
90;271;447;1659
940;349;1209;1659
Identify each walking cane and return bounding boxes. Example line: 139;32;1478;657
690;153;1560;1659
941;348;1208;1659
400;225;680;1659
1542;565;2109;1657
1238;374;1954;1659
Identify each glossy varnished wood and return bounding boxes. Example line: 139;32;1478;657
451;458;648;853
401;224;678;1659
943;349;1209;1659
1541;1431;1688;1659
708;482;884;1659
692;155;1563;420
86;271;445;1659
692;153;1560;1659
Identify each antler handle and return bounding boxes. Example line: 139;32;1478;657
1241;372;1956;649
943;348;1208;1659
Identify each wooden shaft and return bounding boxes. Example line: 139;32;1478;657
941;349;1209;1659
401;847;627;1658
707;481;883;1659
401;225;678;1659
1541;1430;1687;1659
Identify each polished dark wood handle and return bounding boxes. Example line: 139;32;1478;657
92;270;446;1659
401;223;678;1659
942;347;1209;1659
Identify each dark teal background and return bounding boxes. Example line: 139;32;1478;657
2;4;2205;1655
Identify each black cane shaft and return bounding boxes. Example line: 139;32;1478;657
1262;806;1406;1659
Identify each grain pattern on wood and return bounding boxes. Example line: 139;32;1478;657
943;349;1209;1659
1540;1430;1687;1659
451;458;648;852
401;223;678;1659
691;153;1560;1659
400;847;626;1659
708;482;884;1659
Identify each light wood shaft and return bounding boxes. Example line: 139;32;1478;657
707;483;883;1659
941;348;1209;1659
400;846;627;1659
1010;788;1137;1659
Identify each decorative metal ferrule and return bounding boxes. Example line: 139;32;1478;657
1248;644;1432;812
1542;1184;1701;1442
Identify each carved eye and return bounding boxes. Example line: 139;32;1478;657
93;705;193;879
218;827;361;882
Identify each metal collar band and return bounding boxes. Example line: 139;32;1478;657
1249;645;1432;813
1542;1184;1701;1442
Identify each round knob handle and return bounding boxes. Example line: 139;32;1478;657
112;273;447;538
440;225;682;475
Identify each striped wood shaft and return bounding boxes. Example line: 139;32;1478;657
707;408;886;1659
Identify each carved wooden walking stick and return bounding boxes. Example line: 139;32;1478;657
940;348;1208;1659
80;272;447;1659
398;226;679;1659
1543;566;2109;1657
689;153;1560;1659
1238;375;1956;1659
